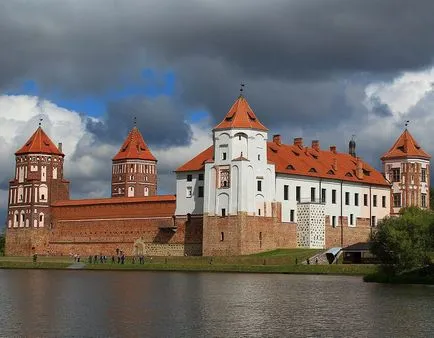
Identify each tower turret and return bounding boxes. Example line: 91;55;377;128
349;137;356;157
381;129;431;213
6;126;69;255
111;126;157;197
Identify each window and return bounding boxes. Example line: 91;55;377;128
220;232;224;241
393;193;401;208
354;193;359;206
39;215;43;222
422;193;427;208
391;168;400;182
332;216;336;227
258;209;261;216
198;186;204;198
311;187;316;202
198;173;204;181
371;216;376;227
186;186;192;198
382;196;386;208
219;169;230;188
290;210;295;222
296;186;301;202
41;194;45;200
349;214;354;226
421;168;427;183
221;209;226;217
332;189;336;204
373;195;377;207
364;194;368;206
258;154;261;161
222;152;227;160
345;192;350;205
321;189;326;203
187;174;193;182
257;180;262;192
284;185;289;201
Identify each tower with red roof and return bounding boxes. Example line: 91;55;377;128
382;129;431;213
111;126;157;198
6;126;69;255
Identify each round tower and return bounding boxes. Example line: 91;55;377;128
111;126;157;197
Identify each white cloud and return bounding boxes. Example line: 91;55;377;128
365;67;434;116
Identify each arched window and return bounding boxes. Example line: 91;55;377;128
144;187;149;196
14;211;19;227
39;213;44;227
128;186;135;197
39;184;48;202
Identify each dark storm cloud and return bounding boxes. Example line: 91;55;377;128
1;0;434;148
369;96;394;117
86;96;192;147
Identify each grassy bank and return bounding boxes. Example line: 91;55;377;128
0;249;377;275
364;265;434;285
85;262;377;275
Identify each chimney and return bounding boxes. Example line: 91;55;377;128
58;142;63;153
273;134;281;146
356;157;364;179
330;145;337;154
294;137;303;148
349;138;356;157
332;158;338;171
312;140;320;151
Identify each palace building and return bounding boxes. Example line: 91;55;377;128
4;95;431;256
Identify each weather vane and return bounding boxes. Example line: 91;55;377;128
240;83;245;94
133;116;137;127
39;117;43;127
405;120;410;128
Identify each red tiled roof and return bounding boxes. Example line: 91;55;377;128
176;142;390;186
51;195;175;207
214;95;268;131
381;129;430;160
15;127;63;156
113;127;156;161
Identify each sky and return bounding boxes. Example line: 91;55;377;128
2;0;434;227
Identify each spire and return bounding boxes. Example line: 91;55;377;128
214;95;268;131
113;126;156;161
15;127;63;156
349;135;356;157
381;129;430;160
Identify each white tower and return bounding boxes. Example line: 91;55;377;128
204;94;276;217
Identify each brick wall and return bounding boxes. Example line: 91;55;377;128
203;207;297;256
325;216;372;248
5;228;50;256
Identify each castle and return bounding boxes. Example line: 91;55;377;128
5;95;431;256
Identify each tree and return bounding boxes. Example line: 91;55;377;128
370;207;433;275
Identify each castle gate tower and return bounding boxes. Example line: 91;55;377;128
111;126;157;197
5;126;69;255
381;129;431;214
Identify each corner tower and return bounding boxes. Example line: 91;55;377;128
382;129;431;214
6;126;69;255
112;126;157;197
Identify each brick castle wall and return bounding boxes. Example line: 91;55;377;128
325;216;372;248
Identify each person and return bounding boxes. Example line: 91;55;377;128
77;254;80;263
295;258;298;265
88;256;92;264
315;258;318;265
121;254;125;265
307;258;310;265
94;255;98;264
111;255;115;264
33;253;38;263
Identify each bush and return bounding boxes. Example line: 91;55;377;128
370;207;434;275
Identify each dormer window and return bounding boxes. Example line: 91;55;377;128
308;168;317;173
287;165;295;170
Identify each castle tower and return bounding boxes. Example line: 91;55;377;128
381;129;431;214
204;94;276;217
6;126;69;255
111;126;157;197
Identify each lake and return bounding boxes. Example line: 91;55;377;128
0;270;433;337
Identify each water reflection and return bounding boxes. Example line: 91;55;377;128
0;270;433;337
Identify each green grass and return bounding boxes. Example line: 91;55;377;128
0;261;70;269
